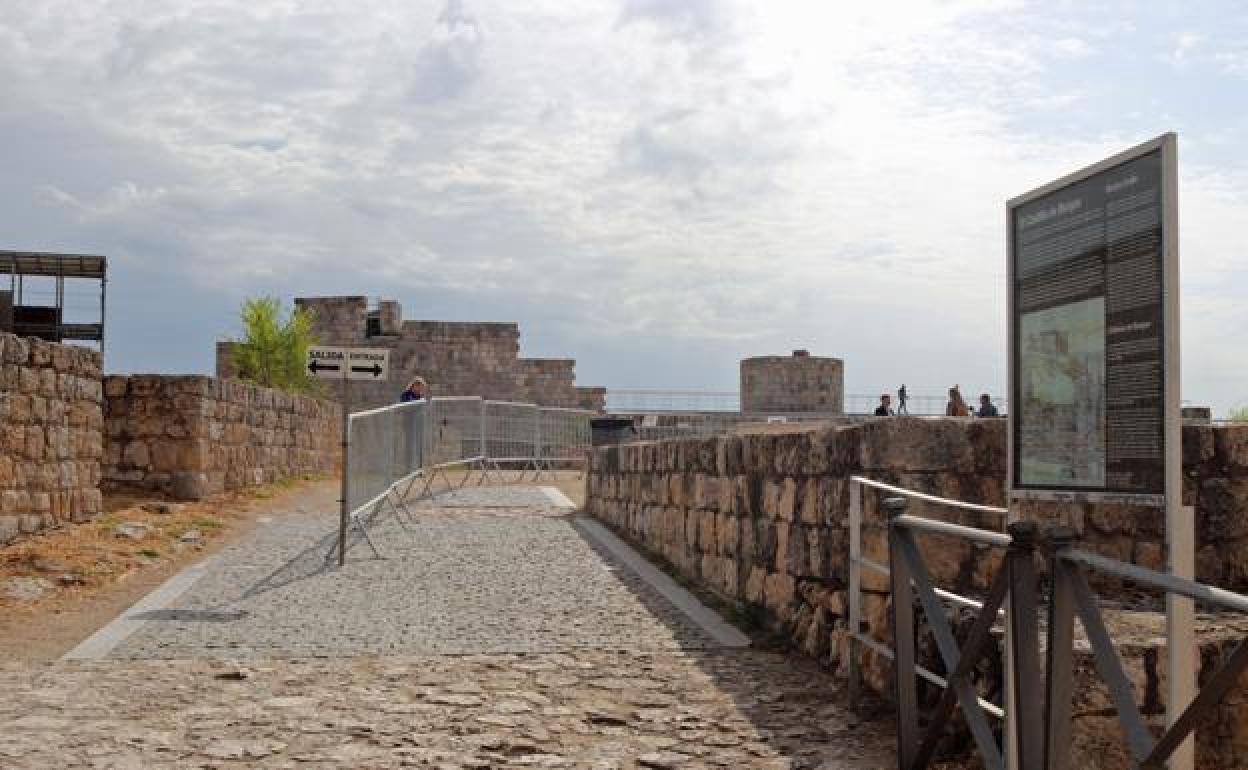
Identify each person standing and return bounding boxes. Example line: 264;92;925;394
897;384;908;415
874;393;895;416
976;393;999;418
400;376;427;402
399;376;428;474
946;385;970;417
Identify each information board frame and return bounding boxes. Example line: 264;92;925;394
1006;132;1178;506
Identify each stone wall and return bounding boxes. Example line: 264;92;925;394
246;295;608;412
515;358;579;408
740;352;844;414
586;417;1248;768
576;386;608;414
102;376;340;500
0;333;103;544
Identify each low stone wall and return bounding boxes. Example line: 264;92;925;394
0;333;103;543
586;417;1248;768
103;376;341;500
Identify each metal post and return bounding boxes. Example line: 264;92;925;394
337;379;350;567
1161;134;1193;770
480;398;488;466
1005;521;1042;770
886;497;918;769
1044;527;1078;770
848;479;863;714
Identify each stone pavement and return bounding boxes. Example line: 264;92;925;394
2;485;896;768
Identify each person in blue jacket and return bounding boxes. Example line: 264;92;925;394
400;376;427;402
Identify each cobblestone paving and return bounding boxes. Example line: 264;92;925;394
423;485;566;509
6;484;896;767
111;502;715;659
0;650;894;768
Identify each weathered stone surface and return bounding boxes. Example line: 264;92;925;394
102;376;340;500
586;417;1248;768
0;333;102;543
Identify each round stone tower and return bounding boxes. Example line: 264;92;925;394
740;350;844;414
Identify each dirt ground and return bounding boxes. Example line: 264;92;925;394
0;476;342;663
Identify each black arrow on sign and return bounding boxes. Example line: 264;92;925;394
308;360;341;374
351;364;383;377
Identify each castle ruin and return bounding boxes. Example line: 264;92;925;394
216;296;606;413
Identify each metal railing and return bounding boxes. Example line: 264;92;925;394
848;477;1248;770
604;388;1009;416
334;396;593;563
1045;530;1248;770
846;478;1018;769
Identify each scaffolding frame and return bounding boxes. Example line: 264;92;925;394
0;250;107;353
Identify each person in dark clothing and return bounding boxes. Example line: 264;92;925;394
874;393;894;417
976;393;999;418
400;376;427;402
897;384;908;415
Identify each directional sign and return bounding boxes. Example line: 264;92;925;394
307;346;390;381
346;348;390;381
307;346;347;380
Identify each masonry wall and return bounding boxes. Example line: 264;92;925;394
0;333;103;544
740;354;844;414
102;375;341;500
586;417;1248;769
277;296;604;412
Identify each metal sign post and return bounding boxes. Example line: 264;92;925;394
1006;133;1189;769
307;345;391;567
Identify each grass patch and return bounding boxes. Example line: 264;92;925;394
137;549;161;560
192;517;223;530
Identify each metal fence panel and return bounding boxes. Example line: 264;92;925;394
424;396;484;465
484;400;540;462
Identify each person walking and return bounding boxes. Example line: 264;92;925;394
945;385;970;417
874;393;895;417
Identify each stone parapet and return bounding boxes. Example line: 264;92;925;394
586;417;1248;768
0;333;103;543
102;375;341;500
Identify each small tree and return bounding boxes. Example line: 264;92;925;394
228;297;319;393
1230;405;1248;422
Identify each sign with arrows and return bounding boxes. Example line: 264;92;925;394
346;348;389;381
307;346;390;381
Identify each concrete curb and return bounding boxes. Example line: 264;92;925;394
571;516;751;648
540;486;577;509
61;556;218;660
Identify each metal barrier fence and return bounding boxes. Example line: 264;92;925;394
334;396;593;563
852;477;1248;770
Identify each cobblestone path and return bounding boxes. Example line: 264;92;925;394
2;486;895;768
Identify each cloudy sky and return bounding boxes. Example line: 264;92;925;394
2;1;1246;412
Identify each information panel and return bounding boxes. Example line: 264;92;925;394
1008;135;1176;503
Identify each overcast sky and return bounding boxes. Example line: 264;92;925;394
2;1;1246;412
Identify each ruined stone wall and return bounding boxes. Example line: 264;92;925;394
740;353;844;414
102;375;340;500
586;418;1248;769
284;296;604;412
516;359;579;408
576;386;607;414
0;333;102;544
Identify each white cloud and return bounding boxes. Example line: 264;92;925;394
0;0;1246;411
